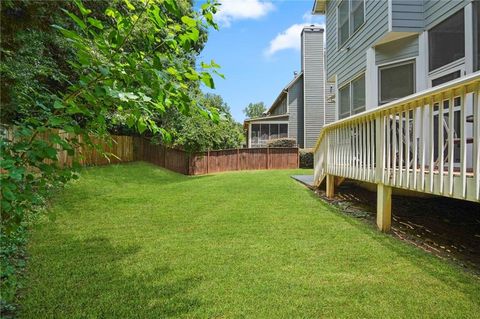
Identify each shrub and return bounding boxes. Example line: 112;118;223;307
267;138;297;148
299;149;314;168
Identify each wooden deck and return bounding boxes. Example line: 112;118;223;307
313;73;480;231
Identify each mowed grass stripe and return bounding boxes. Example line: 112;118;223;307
20;163;480;318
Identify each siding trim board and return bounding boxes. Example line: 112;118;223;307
375;35;419;65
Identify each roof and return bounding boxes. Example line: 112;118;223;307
312;0;326;14
244;114;289;123
267;72;304;114
243;114;290;128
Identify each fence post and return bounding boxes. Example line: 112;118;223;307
297;147;299;168
163;145;167;168
266;147;269;169
206;150;210;174
237;148;240;171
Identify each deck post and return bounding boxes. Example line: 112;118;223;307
376;183;392;232
326;174;335;198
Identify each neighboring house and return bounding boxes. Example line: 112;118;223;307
244;26;334;149
313;0;479;118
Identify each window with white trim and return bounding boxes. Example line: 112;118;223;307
379;61;415;105
337;0;365;47
475;2;479;71
338;74;365;119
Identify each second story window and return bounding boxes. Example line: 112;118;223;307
338;0;365;47
338;74;365;119
428;9;465;72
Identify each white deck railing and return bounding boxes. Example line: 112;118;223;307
314;72;480;230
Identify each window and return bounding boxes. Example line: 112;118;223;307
337;0;365;47
351;0;364;32
338;74;365;119
431;70;461;87
260;124;269;141
279;124;288;138
429;9;465;71
251;124;260;144
475;1;479;71
250;123;289;146
270;124;279;139
338;0;350;47
351;76;365;114
379;61;415;105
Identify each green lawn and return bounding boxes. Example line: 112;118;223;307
20;163;480;318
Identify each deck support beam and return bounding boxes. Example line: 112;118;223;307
376;184;392;232
326;174;335;198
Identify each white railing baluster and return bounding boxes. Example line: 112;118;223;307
413;106;418;190
460;87;467;198
429;97;435;193
448;91;455;196
399;110;404;188
371;118;375;181
474;84;480;200
392;111;398;187
362;121;367;181
386;114;391;185
367;119;371;181
420;100;426;191
406;107;411;189
311;74;479;204
438;95;445;195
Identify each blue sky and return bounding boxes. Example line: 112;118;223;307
197;0;325;122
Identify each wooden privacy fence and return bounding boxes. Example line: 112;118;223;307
2;127;134;167
134;137;299;175
2;127;298;173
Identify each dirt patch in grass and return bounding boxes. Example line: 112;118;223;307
314;182;480;274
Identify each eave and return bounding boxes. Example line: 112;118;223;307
312;0;326;14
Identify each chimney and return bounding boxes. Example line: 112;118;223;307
300;25;326;147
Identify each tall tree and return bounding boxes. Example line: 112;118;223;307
243;102;266;118
0;0;220;313
160;93;244;152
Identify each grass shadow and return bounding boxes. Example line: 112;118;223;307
19;230;203;318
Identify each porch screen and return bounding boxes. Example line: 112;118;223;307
428;9;464;71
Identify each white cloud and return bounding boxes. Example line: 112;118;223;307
264;12;325;57
215;0;275;27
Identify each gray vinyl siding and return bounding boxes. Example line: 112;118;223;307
325;81;336;125
424;0;469;29
391;0;424;32
326;0;389;86
288;76;304;148
270;96;287;116
303;28;325;148
375;35;419;65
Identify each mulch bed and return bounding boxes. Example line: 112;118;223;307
314;182;480;274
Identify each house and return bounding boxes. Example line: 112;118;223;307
313;0;479;118
311;0;480;231
244;25;335;149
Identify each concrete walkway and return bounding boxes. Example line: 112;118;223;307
291;175;315;188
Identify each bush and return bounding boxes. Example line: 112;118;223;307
299;149;314;168
267;138;297;148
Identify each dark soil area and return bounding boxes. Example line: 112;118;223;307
314;182;480;274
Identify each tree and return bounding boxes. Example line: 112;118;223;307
0;0;220;312
160;93;244;152
243;102;266;118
